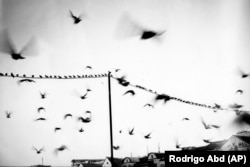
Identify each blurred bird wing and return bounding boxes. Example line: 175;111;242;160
20;37;39;56
0;29;17;54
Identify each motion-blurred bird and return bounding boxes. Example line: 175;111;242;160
236;90;243;94
32;146;44;154
78;116;91;123
35;117;46;121
200;117;219;129
113;146;120;150
64;113;73;119
155;94;171;103
40;92;47;99
0;30;39;60
69;10;82;24
143;103;154;108
54;145;68;155
238;69;249;78
128;128;134;135
140;30;165;40
85;66;92;70
123;90;135;96
144;132;152;139
116;76;130;87
5;111;12;118
228;103;243;110
114;68;121;72
54;127;61;133
17;79;35;85
182;117;190;121
37;107;46;113
80;92;88;100
79;128;84;133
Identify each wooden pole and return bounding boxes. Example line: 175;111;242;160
108;71;114;166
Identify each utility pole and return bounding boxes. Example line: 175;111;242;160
108;71;114;166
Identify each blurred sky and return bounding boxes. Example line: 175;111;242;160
0;0;250;166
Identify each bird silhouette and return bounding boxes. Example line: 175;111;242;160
143;103;154;108
155;94;171;103
203;139;212;144
64;113;73;119
123;90;135;96
236;90;243;94
86;88;92;92
79;128;84;133
182;117;190;121
140;30;165;40
113;146;120;150
228;103;243;110
144;132;152;139
128;127;134;135
5;111;12;118
116;76;130;87
200;117;219;129
69;10;82;24
37;107;46;113
54;127;61;133
35;117;46;121
32;146;44;154
54;145;68;155
78;116;91;123
0;29;39;60
238;69;249;78
114;68;121;72
119;130;122;133
40;92;47;99
80;92;88;100
85;66;92;70
17;79;35;85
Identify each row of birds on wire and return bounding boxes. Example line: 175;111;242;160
0;9;166;61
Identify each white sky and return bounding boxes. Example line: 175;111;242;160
0;0;250;166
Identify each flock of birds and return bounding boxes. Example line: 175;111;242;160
0;6;250;159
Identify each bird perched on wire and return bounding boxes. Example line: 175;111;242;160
123;90;135;96
32;146;44;154
35;117;46;121
128;127;134;135
40;91;47;99
5;111;12;118
143;103;154;108
37;107;46;113
69;10;83;24
0;29;39;60
17;79;35;85
113;146;120;150
144;132;152;139
54;145;68;155
155;94;171;103
64;113;73;120
213;103;221;112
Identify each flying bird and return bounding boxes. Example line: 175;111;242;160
116;76;130;87
54;145;68;155
144;132;152;139
113;146;120;150
119;130;122;133
32;146;44;154
123;90;135;96
17;79;35;85
78;116;91;123
236;89;243;94
40;92;47;99
128;127;134;135
79;128;84;133
80;92;88;100
54;127;61;133
200;117;219;129
238;69;249;78
228;103;243;110
143;103;154;108
35;117;46;121
69;10;82;24
155;94;171;103
140;30;165;40
5;111;12;118
37;107;46;113
0;30;39;60
85;66;92;70
64;113;73;119
114;68;121;72
182;117;190;121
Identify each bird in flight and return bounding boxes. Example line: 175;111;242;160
182;117;190;121
200;117;220;129
123;90;135;96
40;91;47;99
5;111;12;118
32;146;44;154
37;107;46;113
35;117;46;121
17;79;35;85
78;116;91;123
79;128;84;133
0;29;39;60
54;145;68;155
236;89;243;94
140;30;165;40
143;103;154;108
64;113;73;120
69;10;82;24
80;92;88;100
128;127;134;135
144;132;152;139
228;103;243;110
155;94;171;103
238;68;249;78
113;146;120;150
85;66;92;70
54;127;61;133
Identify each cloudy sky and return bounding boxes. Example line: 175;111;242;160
0;0;250;166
